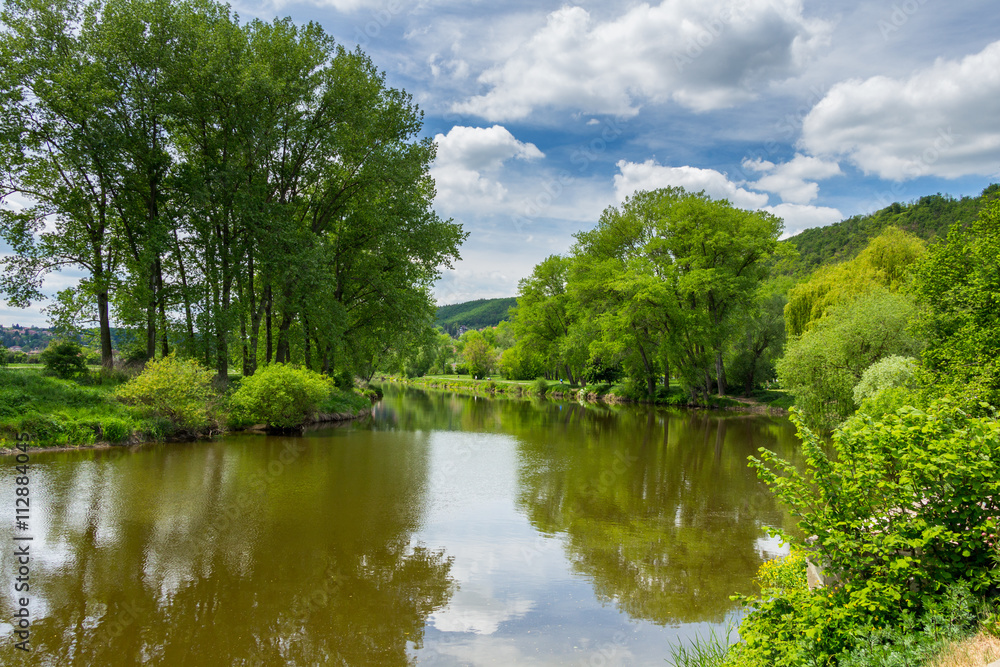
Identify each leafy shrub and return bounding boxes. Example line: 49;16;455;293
40;339;88;379
752;400;1000;616
115;354;217;432
530;377;548;396
776;290;922;430
853;355;918;406
0;346;7;367
229;363;332;428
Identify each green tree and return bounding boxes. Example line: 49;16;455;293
910;199;1000;410
459;330;495;378
571;187;784;400
777;290;922;430
40;339;89;379
784;226;926;337
510;255;584;383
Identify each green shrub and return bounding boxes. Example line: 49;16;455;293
116;354;217;432
853;355;918;406
752;400;1000;614
40;339;88;379
229;363;332;428
530;377;548;396
0;346;7;367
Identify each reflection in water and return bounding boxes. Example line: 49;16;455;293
513;405;800;624
1;386;802;665
0;433;453;666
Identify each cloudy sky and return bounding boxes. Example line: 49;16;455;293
3;0;1000;324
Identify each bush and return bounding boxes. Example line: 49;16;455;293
0;346;7;367
115;354;217;432
530;377;548;396
40;339;88;379
229;363;332;428
753;400;1000;615
853;355;918;406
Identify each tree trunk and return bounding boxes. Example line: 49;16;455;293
276;312;293;364
715;349;727;397
156;256;169;358
265;288;273;364
97;289;114;369
563;363;575;385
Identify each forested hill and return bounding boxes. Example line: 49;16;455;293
436;297;517;336
785;183;1000;274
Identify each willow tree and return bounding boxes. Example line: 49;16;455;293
570;188;783;400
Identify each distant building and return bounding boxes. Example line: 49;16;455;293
8;346;22;352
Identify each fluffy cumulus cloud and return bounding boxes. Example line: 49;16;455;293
802;40;1000;180
430;125;544;214
452;0;831;120
614;159;769;209
763;203;844;236
743;153;842;204
613;159;842;237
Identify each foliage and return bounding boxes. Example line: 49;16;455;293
116;354;217;432
752;401;1000;624
40;339;88;379
0;346;6;368
853;356;918;406
777;290;922;430
458;330;496;378
0;0;465;379
530;377;549;396
100;417;133;444
784;186;998;276
784;226;926;337
436;297;517;336
228;363;332;428
568;187;785;401
910;199;1000;411
726;286;787;395
498;341;547;380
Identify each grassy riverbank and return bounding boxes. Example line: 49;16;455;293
0;365;372;450
383;373;792;413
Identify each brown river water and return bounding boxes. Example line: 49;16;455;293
0;385;803;665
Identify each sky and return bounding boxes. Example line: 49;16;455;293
3;0;1000;325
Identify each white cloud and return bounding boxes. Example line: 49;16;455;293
614;159;769;209
612;159;843;237
743;153;842;204
801;40;1000;180
430;125;544;215
452;0;831;120
763;203;843;237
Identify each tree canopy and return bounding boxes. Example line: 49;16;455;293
0;0;465;378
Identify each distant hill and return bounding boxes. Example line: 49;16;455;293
436;297;517;336
784;183;1000;275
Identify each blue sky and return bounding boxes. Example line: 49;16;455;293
3;0;1000;325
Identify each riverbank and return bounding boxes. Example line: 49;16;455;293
379;374;792;414
0;366;373;451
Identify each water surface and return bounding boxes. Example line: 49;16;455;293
1;386;802;665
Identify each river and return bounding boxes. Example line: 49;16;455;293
0;385;803;666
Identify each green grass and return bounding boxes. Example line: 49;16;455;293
750;388;795;410
0;367;150;447
318;388;373;415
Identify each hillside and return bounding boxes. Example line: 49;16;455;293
784;183;1000;275
436;297;517;336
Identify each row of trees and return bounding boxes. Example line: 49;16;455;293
433;184;997;431
0;0;464;380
